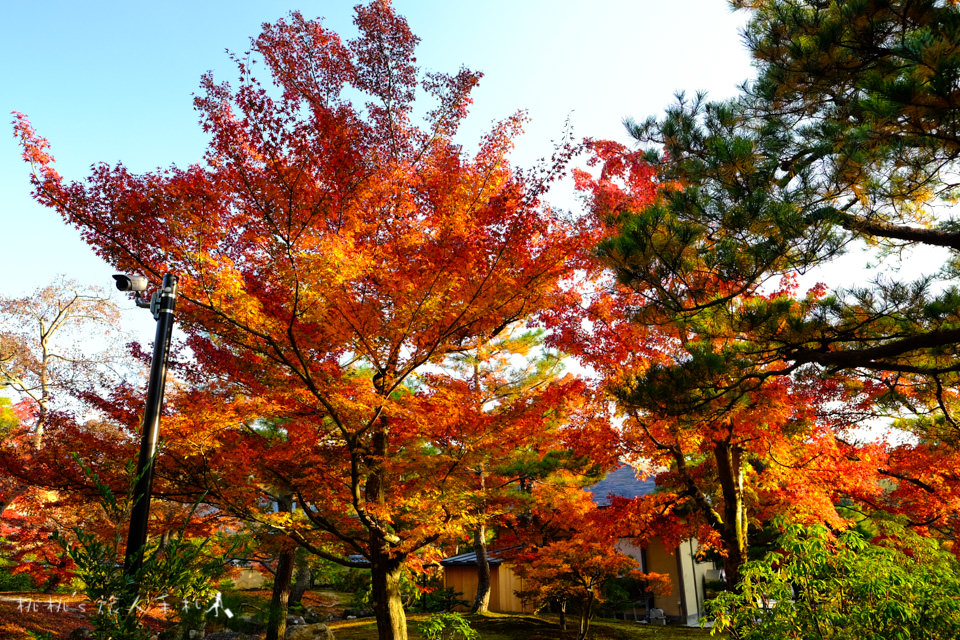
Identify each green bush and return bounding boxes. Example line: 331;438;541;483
707;520;960;639
410;573;467;613
59;456;227;640
417;612;478;640
412;585;468;613
0;562;35;591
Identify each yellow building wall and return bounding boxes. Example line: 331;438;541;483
442;564;528;613
495;564;528;613
641;538;683;618
443;565;478;611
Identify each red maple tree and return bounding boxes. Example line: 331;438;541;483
14;3;588;638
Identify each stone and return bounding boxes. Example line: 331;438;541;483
648;607;666;625
68;628;94;640
285;622;335;640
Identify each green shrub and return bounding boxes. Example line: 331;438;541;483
410;573;467;613
417;612;478;640
58;456;227;640
0;562;35;591
707;520;960;639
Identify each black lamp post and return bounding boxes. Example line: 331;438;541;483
113;273;178;580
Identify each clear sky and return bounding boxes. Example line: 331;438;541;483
1;0;753;305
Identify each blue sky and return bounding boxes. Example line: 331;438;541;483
1;0;753;302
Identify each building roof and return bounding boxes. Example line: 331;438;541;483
586;465;657;506
439;548;510;567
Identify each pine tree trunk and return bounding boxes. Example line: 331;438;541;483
470;524;491;613
714;441;747;589
370;556;407;640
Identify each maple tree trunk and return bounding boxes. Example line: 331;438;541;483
558;598;566;631
35;328;49;448
266;547;295;640
370;555;408;640
266;496;295;640
470;524;491;613
714;442;747;590
289;549;312;607
366;405;407;640
577;591;595;640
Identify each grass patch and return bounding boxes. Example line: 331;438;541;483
328;612;721;639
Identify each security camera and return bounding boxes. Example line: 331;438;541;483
113;274;149;293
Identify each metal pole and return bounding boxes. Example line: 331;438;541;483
123;273;178;579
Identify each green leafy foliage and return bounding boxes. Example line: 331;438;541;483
707;521;960;639
0;554;36;590
58;455;226;640
411;581;468;614
0;398;18;440
416;612;479;640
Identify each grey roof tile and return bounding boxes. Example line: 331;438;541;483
586;465;656;506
